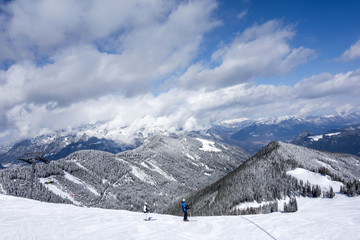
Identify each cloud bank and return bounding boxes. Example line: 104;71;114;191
0;0;359;145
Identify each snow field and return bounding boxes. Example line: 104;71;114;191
196;138;222;152
308;132;341;141
287;168;343;192
1;194;360;240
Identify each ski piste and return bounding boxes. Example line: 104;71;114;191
2;194;360;239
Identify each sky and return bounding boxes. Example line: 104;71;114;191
0;0;360;145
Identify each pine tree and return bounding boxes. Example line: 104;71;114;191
314;185;321;198
284;197;298;213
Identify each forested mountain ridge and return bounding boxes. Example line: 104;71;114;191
170;141;360;216
0;135;250;212
291;124;360;157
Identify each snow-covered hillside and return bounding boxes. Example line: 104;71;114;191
0;135;250;212
182;141;360;216
1;194;359;240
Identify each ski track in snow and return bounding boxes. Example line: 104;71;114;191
1;194;360;240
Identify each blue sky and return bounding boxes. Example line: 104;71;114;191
203;0;360;85
0;0;359;145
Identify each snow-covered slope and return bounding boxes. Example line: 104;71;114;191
0;135;250;212
1;193;359;240
181;141;360;216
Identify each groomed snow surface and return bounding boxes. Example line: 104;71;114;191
1;194;359;240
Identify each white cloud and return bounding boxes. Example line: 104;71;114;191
1;0;162;59
294;68;360;99
0;0;219;108
237;10;248;20
0;0;359;147
340;38;360;61
0;0;222;145
0;0;219;63
176;20;316;89
2;67;360;145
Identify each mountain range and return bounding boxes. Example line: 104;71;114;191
211;112;360;154
1;112;360;168
291;124;360;157
0;135;250;212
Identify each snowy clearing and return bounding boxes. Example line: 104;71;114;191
233;200;274;211
287;168;343;192
1;194;359;240
145;161;177;182
63;171;100;196
307;132;341;141
131;166;156;185
73;161;90;172
307;135;323;141
325;132;341;137
186;153;195;160
196;138;222;152
38;178;78;204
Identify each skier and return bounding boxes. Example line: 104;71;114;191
143;202;150;221
181;199;189;221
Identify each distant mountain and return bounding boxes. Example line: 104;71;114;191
2;112;360;167
0;135;250;212
46;136;134;160
291;124;360;157
168;142;360;216
210;112;360;154
0;132;136;168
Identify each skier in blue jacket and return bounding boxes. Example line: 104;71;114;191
181;199;189;221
